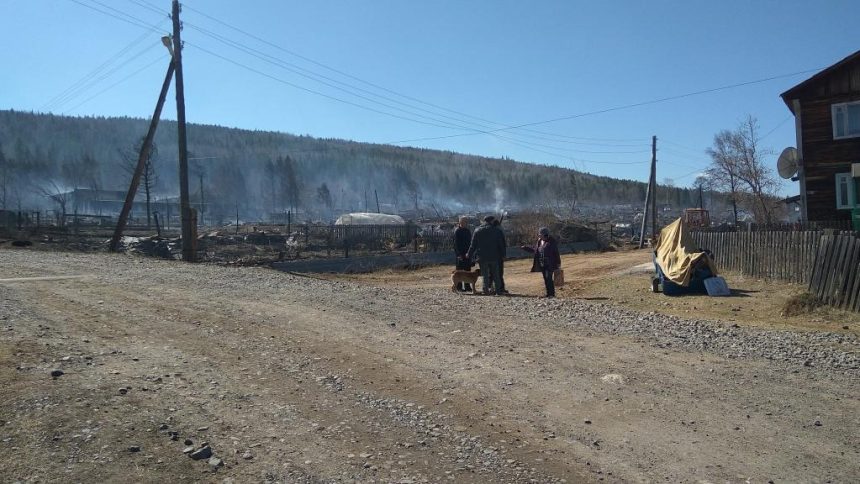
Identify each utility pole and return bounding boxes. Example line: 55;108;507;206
638;135;658;249
374;189;380;213
650;135;658;243
172;0;194;262
108;57;175;252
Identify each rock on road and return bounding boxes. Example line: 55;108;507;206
0;250;858;483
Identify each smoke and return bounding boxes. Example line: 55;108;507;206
494;184;505;214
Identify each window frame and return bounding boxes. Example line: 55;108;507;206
835;172;857;210
832;101;860;140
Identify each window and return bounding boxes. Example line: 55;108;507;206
835;172;857;209
832;101;860;139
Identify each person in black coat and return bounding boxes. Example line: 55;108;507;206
467;215;506;295
492;218;508;294
521;227;562;298
453;216;473;291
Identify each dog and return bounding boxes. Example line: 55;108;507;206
451;269;480;294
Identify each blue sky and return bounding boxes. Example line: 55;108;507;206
2;0;858;195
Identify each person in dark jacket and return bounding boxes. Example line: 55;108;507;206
467;215;506;295
453;216;473;291
521;227;562;298
492;218;508;294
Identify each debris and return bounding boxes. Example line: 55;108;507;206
50;369;64;378
190;445;213;460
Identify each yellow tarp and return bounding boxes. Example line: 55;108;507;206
654;218;717;286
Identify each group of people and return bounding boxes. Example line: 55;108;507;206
454;215;562;298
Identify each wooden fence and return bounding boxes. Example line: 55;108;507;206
691;230;822;284
809;231;860;312
691;229;860;312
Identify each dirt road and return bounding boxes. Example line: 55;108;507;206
1;250;858;483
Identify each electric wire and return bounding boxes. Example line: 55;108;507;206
182;21;650;154
760;115;794;140
67;0;162;30
72;0;809;172
389;67;823;145
41;26;161;112
49;40;164;112
177;1;648;145
63;53;170;114
185;40;650;162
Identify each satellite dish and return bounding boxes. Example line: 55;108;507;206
777;147;799;179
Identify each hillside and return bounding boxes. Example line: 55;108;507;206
0;110;699;221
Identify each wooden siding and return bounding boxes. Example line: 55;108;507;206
810;63;860;98
794;60;860;221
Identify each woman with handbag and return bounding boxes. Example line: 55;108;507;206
521;227;562;298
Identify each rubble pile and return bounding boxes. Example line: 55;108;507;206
115;236;177;259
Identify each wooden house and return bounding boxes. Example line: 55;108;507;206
780;49;860;222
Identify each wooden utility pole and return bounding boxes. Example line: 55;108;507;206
650;135;658;242
108;59;175;252
374;190;380;213
172;0;194;261
638;135;658;249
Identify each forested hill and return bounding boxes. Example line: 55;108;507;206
0;109;698;219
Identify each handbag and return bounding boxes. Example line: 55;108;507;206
553;269;565;287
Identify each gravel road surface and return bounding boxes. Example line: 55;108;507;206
1;250;858;483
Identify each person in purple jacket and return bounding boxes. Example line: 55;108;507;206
521;227;562;298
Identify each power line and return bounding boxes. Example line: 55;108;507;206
63;53;169;114
760;115;794;140
183;21;650;154
185;40;649;162
179;1;648;145
42;26;161;112
184;41;477;132
49;40;163;112
72;1;646;163
67;0;162;30
389;67;823;145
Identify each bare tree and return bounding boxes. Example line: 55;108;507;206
564;172;579;217
0;144;9;210
37;179;69;226
706;131;741;224
316;183;333;220
692;175;710;210
706;117;778;224
731;116;778;224
120;139;159;228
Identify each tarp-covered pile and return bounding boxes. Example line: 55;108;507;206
654;218;717;294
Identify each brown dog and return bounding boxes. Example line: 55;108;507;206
451;269;480;293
